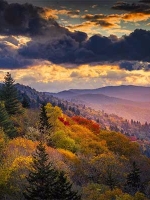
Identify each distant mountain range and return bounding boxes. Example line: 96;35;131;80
1;83;148;123
49;85;150;123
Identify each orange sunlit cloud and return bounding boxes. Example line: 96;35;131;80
0;63;150;92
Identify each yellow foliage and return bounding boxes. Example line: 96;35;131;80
116;193;134;200
99;131;140;157
6;137;37;156
99;188;123;200
0;128;7;151
58;149;79;163
134;192;148;200
45;103;62;129
11;156;32;171
81;140;108;155
82;183;109;200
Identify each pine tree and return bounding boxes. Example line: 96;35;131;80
54;171;81;200
39;103;52;135
22;95;30;108
0;101;17;138
24;142;81;200
24;142;58;200
126;161;141;194
1;72;22;115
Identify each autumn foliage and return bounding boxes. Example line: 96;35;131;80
72;116;100;135
0;74;150;200
58;117;70;126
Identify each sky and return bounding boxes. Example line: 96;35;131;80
0;0;150;92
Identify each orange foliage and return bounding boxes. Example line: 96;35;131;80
72;116;100;135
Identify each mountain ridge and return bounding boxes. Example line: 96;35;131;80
51;85;150;102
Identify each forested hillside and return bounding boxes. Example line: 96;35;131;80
11;82;150;151
51;86;150;123
0;73;150;199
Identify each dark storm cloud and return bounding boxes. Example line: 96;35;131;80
139;0;150;3
18;29;150;66
112;1;150;13
95;20;114;28
0;0;62;36
1;0;150;70
19;32;88;64
0;42;33;69
119;61;150;71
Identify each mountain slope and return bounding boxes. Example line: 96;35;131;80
50;85;150;123
53;85;150;102
4;83;149;141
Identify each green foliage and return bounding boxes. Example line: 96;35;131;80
52;131;77;152
22;95;30;108
24;142;56;199
0;129;8;160
1;72;22;115
39;103;52;135
53;171;81;200
126;162;141;194
0;101;17;138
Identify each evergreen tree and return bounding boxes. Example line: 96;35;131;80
54;171;81;200
0;101;17;138
22;94;30;108
1;72;22;115
39;103;52;135
24;142;58;200
126;161;141;194
24;142;81;200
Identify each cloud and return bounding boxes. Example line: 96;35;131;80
82;10;150;31
0;0;150;70
112;2;149;12
41;8;80;19
0;0;67;36
92;5;98;8
139;0;150;3
119;61;150;71
82;13;121;29
18;29;150;65
122;12;150;22
112;1;150;22
0;38;34;69
67;10;80;17
1;63;150;92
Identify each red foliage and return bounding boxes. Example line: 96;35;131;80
72;116;100;135
58;117;70;126
129;136;137;142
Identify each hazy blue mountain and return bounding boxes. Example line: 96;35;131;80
51;85;150;102
49;85;150;123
